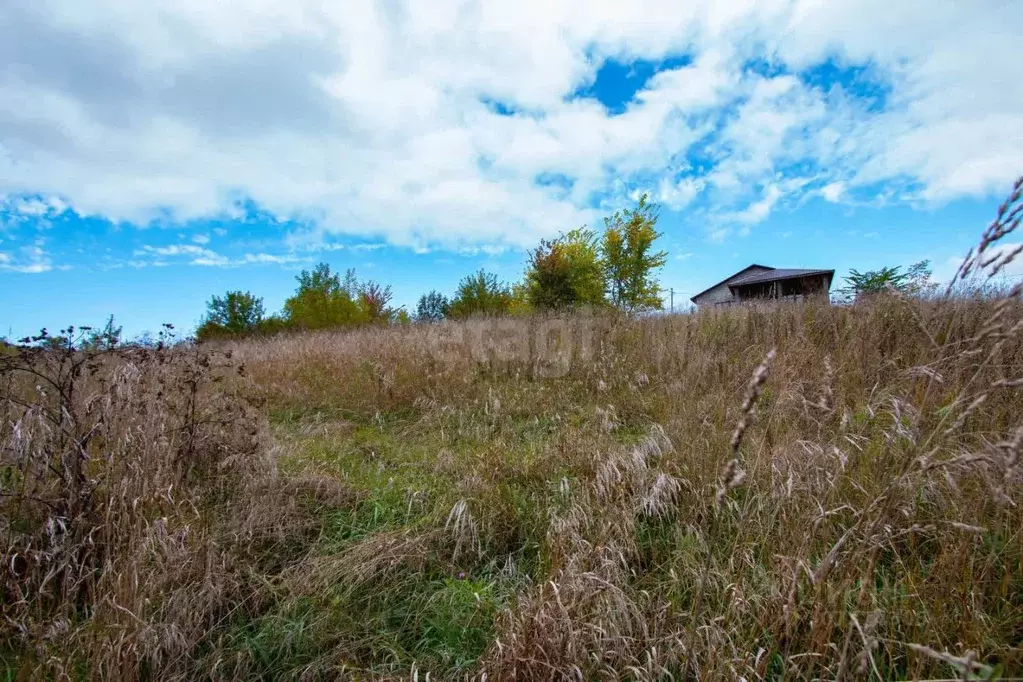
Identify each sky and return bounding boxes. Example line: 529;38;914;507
1;0;1022;338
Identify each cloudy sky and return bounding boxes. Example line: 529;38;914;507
1;0;1021;337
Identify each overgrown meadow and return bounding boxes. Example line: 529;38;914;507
4;185;1023;680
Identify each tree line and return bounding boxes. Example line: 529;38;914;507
2;189;947;350
195;194;669;340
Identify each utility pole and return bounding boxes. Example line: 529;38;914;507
670;288;674;313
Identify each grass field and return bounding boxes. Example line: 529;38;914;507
4;180;1023;682
4;284;1023;680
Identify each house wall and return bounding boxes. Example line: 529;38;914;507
692;281;736;306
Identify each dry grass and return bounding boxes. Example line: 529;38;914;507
4;183;1023;680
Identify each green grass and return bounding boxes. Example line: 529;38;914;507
206;406;576;676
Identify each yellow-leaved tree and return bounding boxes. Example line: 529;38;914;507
600;194;667;312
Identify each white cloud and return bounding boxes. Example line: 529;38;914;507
725;184;784;225
190;255;230;267
133;243;228;266
135;244;218;258
8;195;69;218
192;233;210;244
1;194;70;232
241;252;312;265
7;263;52;274
12;199;51;217
0;0;1019;248
708;226;730;243
821;182;845;203
129;243;313;267
0;239;53;273
349;243;387;252
657;177;705;211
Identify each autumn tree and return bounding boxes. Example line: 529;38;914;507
600;194;668;312
525;227;605;310
359;280;395;324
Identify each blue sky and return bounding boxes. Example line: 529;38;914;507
1;0;1021;339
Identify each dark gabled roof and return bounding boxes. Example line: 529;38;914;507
689;264;775;303
728;268;835;289
691;265;836;304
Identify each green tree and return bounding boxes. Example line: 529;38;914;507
448;269;512;319
283;263;365;330
904;260;937;296
255;314;290;336
416;290;450;321
600;194;668;312
839;260;935;301
508;282;533;316
525;227;606;310
196;291;265;340
82;314;123;350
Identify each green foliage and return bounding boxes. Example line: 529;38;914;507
81;315;123;350
904;260;938;295
196;290;265;341
840;259;936;301
283;263;365;330
416;290;451;322
600;194;668;312
191;264;398;341
358;279;396;325
525;238;573;310
283;263;396;329
176;192;676;338
842;265;909;298
508;282;533;316
525;228;606;310
255;314;291;336
448;270;512;319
